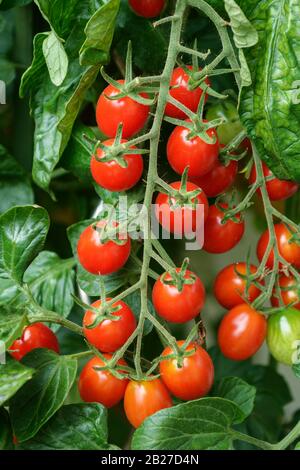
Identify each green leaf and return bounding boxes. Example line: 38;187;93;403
17;403;117;450
132;398;244;450
0;58;15;84
0;358;34;406
295;442;300;450
124;291;154;335
0;307;27;348
292;363;300;379
61;124;95;184
0;408;13;450
0;145;34;214
240;0;300;181
23;251;75;331
42;31;68;86
239;49;252;87
33;0;78;39
224;0;258;48
94;181;146;207
10;349;77;442
80;0;120;66
67;219;128;297
0;0;32;10
0;206;49;305
212;377;256;420
209;346;252;380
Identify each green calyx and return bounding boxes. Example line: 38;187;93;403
168;167;203;209
161;257;197;293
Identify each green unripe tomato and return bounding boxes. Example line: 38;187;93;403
206;100;244;145
267;308;300;365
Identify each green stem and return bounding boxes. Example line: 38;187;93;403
232;431;275;450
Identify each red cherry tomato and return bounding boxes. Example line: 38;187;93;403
78;355;128;408
77;220;131;275
155;181;208;235
152;268;205;323
257;223;300;270
124;378;172;428
249;162;298;201
214;262;262;309
96;80;149;139
271;274;300;310
159;341;214;400
129;0;165;18
203;203;245;254
83;299;136;353
165;66;211;120
90;139;143;192
167;121;219;178
218;303;267;360
9;323;59;361
190;158;238;198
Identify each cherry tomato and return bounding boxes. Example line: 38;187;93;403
129;0;165;18
152;268;205;323
124;378;172;428
249;162;298;201
257;223;300;270
214;262;262;310
78;355;129;408
91;139;143;192
83;299;136;353
203;203;245;254
271;274;300;310
9;323;59;361
190;159;238;198
165;66;211;120
206;100;245;146
77;220;131;275
267;308;300;365
159;341;214;400
167;121;219;178
155;181;208;235
96;80;149;139
218;303;267;360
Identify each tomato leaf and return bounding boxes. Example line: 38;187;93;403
0;408;13;450
240;0;300;181
23;251;76;331
0;0;32;9
61;124;95;184
10;349;77;442
42;31;68;86
224;0;258;48
0;358;34;406
80;0;120;66
124;291;154;335
132;397;245;450
292;363;300;379
67;219;129;297
17;403;118;450
212;376;256;420
0;307;27;348
0;145;34;215
0;206;49;305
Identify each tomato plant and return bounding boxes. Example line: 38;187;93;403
1;0;300;454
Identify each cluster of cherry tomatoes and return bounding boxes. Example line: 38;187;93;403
9;0;300;431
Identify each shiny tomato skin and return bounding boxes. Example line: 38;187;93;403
152;268;205;323
77;221;131;275
159;341;214;400
91;139;143;192
267;308;300;365
249;162;298;201
155;181;208;235
124;378;172;428
190;159;238;198
9;323;59;361
203;203;245;254
83;299;137;353
271;274;300;310
218;303;267;361
165;66;211;119
257;223;300;270
167;122;219;178
129;0;165;18
96;80;149;138
78;355;128;408
214;262;262;309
